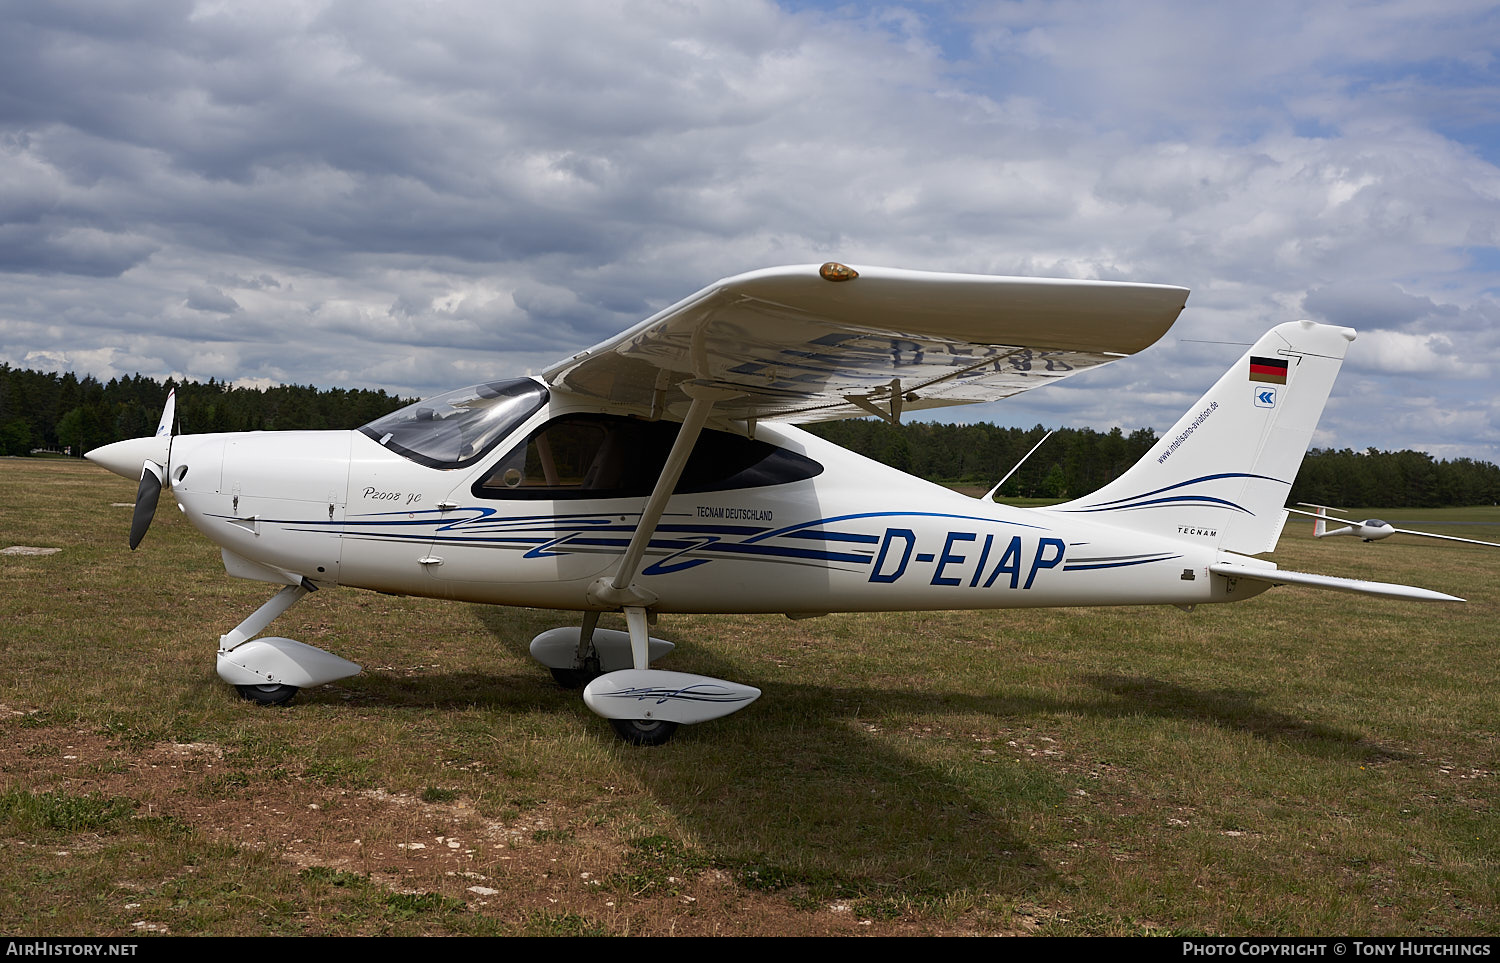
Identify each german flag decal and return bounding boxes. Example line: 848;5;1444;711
1249;356;1288;384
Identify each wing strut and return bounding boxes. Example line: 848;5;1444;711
588;383;740;650
576;382;763;734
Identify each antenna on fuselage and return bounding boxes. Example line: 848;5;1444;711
982;428;1055;502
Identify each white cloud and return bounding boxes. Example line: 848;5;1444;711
0;0;1495;461
1348;329;1490;378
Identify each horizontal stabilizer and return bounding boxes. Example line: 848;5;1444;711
1208;563;1463;602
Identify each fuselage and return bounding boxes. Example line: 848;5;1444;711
158;390;1261;615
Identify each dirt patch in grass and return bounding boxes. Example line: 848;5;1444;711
0;711;1021;935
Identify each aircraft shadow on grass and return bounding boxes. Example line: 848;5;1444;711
283;605;1401;898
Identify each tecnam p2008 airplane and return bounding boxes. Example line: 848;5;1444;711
87;263;1462;744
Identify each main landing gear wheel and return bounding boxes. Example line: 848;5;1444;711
550;665;602;689
235;683;300;706
608;718;679;746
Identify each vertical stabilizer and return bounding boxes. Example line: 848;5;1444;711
1044;321;1355;555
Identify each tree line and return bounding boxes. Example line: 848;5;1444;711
803;419;1500;508
0;364;410;458
4;364;1496;507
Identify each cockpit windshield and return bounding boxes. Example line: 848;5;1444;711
359;378;549;469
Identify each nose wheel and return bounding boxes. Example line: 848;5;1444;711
235;683;300;706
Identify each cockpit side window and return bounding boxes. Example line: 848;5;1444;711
359;378;548;470
473;414;822;499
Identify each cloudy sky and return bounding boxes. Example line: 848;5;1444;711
3;0;1498;461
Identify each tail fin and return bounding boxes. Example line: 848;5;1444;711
1046;320;1355;555
1300;503;1330;537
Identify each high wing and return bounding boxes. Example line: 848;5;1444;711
541;263;1189;424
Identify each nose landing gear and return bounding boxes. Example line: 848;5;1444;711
216;582;361;704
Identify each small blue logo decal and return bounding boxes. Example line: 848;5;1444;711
1254;386;1277;408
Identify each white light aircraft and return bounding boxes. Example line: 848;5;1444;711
86;263;1463;744
1292;503;1500;547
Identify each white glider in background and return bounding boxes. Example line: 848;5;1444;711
87;263;1463;745
1291;503;1500;548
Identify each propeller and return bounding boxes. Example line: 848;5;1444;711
87;390;176;550
128;462;165;549
131;390;176;549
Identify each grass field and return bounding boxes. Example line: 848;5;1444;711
1;456;1495;936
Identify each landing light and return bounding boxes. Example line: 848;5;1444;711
819;262;858;282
